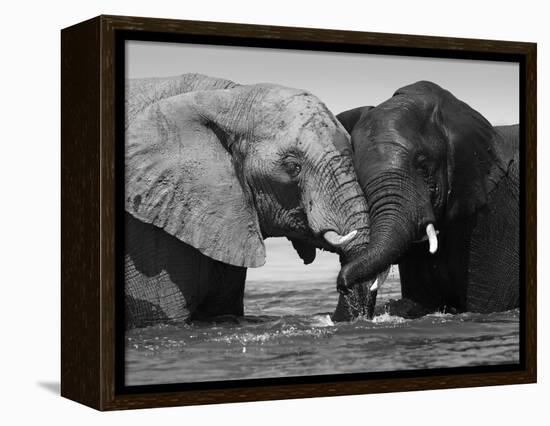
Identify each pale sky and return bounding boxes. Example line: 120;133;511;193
126;41;520;279
126;41;519;125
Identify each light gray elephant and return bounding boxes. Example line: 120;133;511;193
124;74;371;328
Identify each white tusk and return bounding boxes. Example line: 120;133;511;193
323;229;357;247
413;229;439;243
369;267;390;291
426;223;438;254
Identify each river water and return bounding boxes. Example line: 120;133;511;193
125;238;520;386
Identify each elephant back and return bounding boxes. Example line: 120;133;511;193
494;124;520;168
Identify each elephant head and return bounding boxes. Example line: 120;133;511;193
125;74;371;270
336;81;511;295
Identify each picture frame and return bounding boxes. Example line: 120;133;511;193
61;14;537;411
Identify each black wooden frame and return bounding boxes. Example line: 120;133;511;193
61;15;537;411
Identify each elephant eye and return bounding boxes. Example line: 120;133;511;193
415;154;432;174
283;161;302;178
414;153;428;168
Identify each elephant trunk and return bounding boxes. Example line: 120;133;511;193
337;170;435;294
306;151;371;255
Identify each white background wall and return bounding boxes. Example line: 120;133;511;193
0;0;546;424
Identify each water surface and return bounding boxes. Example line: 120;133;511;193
126;238;519;385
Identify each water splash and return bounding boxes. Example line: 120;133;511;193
371;312;409;324
310;314;335;327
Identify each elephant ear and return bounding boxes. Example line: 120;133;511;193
126;73;238;129
396;81;510;219
336;106;374;135
125;92;266;268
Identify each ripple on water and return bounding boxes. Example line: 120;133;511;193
125;277;520;386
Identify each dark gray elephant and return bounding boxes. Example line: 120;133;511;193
333;81;519;320
124;74;371;328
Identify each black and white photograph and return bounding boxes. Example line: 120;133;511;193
123;40;521;387
2;0;546;421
